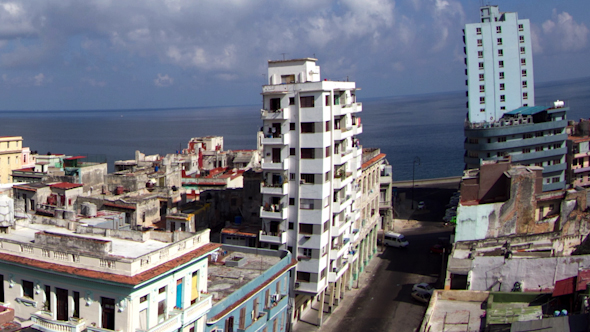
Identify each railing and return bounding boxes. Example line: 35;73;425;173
137;311;182;332
87;326;117;332
31;312;86;332
181;294;212;326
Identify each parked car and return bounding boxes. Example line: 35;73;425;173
412;283;435;295
411;291;431;304
417;201;425;210
383;232;409;248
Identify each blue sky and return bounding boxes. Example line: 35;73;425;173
0;0;588;110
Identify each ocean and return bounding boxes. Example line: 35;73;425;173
1;76;590;181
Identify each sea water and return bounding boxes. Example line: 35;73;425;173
1;76;589;181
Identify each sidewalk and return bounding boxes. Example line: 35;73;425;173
293;252;383;332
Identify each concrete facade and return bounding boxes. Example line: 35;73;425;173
205;245;295;332
259;58;362;326
0;215;218;332
0;137;24;184
567;119;590;188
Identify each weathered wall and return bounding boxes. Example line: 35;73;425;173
456;203;502;242
469;255;590;292
35;231;112;253
79;163;107;192
105;172;148;192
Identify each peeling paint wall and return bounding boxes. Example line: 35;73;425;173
469;255;590;292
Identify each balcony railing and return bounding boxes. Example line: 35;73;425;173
137;311;182;332
31;312;86;332
237;311;267;332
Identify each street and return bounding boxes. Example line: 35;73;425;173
330;225;452;332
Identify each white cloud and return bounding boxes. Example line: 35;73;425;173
33;73;45;86
154;73;173;87
81;77;106;87
538;10;589;53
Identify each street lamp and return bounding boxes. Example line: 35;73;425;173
412;156;421;209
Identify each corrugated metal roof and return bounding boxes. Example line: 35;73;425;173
553;276;575;296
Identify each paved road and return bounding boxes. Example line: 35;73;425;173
330;225;452;332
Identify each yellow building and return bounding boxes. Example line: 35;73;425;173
0;136;23;184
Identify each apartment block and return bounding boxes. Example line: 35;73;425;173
566;118;590;187
463;6;567;191
259;58;362;325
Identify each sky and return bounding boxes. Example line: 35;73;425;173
0;0;588;111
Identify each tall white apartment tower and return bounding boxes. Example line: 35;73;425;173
260;58;362;324
465;5;534;123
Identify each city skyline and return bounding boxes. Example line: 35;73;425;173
0;0;588;111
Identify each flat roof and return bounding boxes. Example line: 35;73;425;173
49;182;83;190
208;251;281;304
505;105;550;116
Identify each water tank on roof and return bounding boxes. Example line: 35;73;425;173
554;100;564;108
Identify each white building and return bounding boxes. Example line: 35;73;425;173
259;58;362;325
0;217;218;332
464;5;534;124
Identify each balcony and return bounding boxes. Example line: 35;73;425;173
260;204;288;219
180;294;212;327
328;260;349;283
351;229;360;243
31;311;86;332
137;311;182;332
330;238;350;260
259;230;287;244
261;108;290;120
87;327;117;332
261;182;288;195
262;159;289;171
264;294;288;320
237;311;267;332
261;132;290;145
333;172;353;189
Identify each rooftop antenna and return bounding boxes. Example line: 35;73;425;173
280;53;287;60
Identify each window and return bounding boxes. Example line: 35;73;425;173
290;148;295;156
476;27;482;35
289;198;295;206
519;35;525;43
500;106;506;110
497;38;502;45
289;173;295;181
522;81;527;88
522;148;530;154
269;98;281;111
521;58;526;65
478;51;483;58
22;280;34;299
477;39;483;46
522;69;527;77
498;49;503;56
297;272;311;282
325;95;330;106
498;136;506;142
289;123;295;131
479;62;484;69
497;151;507;157
500;83;505;90
288;223;294;230
535;131;544;137
289;97;295;105
500;95;505;102
301;148;315;159
519;24;524;31
301;173;315;184
535;146;543;152
496;26;502;33
499;72;504;79
552;177;560;183
140;295;148;303
159;286;166;294
301;122;315;133
523;92;528;100
300;96;314;108
554;143;562;149
524;133;533;139
325;146;330;158
520;47;525;54
302;248;312;257
299;224;313;235
479;96;485;104
479;85;485;92
479;74;484;81
480;108;485;113
499;60;504;68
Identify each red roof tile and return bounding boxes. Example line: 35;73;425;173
362;153;386;169
0;243;221;285
50;182;83;190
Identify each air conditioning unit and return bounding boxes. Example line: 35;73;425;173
294;282;300;289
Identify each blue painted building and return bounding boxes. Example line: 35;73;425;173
205;245;295;332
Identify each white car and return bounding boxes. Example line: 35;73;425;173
411;291;431;304
412;283;435;295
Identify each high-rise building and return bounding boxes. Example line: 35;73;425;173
463;6;567;192
465;5;534;124
259;58;363;325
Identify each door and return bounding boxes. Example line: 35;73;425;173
176;279;183;309
272;148;281;163
56;288;68;321
101;297;116;330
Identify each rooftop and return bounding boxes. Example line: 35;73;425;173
208;249;281;304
